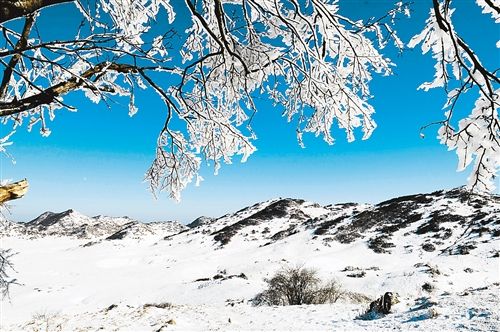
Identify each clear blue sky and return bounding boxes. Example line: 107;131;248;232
1;0;498;223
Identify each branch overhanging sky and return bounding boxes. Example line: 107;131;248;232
0;0;498;223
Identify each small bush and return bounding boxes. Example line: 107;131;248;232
253;265;342;306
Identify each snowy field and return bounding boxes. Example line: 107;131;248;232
1;234;498;331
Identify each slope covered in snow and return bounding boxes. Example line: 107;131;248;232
1;210;186;240
0;188;498;331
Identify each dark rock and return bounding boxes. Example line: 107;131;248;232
363;292;397;317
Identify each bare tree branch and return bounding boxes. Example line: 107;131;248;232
0;0;74;23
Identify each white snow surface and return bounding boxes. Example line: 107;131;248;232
0;189;499;331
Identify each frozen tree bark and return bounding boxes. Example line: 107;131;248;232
0;179;29;203
0;0;73;23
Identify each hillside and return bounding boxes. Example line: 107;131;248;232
0;210;187;239
0;187;498;331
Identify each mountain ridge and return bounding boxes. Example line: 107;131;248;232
1;187;498;256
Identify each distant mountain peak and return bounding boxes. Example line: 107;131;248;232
187;216;214;228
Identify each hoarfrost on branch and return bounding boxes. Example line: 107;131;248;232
0;0;498;199
409;0;499;192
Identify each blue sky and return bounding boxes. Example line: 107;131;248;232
1;0;498;223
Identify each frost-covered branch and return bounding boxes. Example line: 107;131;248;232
150;0;410;198
0;0;411;200
409;0;500;192
4;0;496;201
0;248;16;298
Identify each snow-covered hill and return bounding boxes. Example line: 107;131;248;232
0;209;187;240
173;188;498;258
0;188;498;331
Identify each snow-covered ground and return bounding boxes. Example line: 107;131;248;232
1;189;499;331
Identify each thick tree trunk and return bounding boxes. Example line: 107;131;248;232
0;0;73;23
0;179;28;203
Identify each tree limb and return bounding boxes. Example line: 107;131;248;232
0;178;28;204
0;62;138;116
0;14;35;98
0;0;74;23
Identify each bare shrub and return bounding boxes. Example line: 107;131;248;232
0;248;17;298
253;265;343;306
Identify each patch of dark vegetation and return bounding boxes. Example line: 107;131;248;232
414;263;441;276
212;199;306;245
194;272;248;283
143;302;173;309
341;266;379;272
269;225;298;242
164;228;189;240
436;228;453;240
105;222;135;240
422;243;436;252
421;283;434;292
225;299;245;306
332;196;427;250
378;213;422;234
471;226;491;236
449;243;477;255
368;236;395;254
334;229;361;244
416;212;466;235
471;211;488;223
346;271;366;278
82;240;98;247
443;187;474;203
377;194;433;207
313;215;348;235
